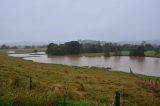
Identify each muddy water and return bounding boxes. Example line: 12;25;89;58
9;53;160;76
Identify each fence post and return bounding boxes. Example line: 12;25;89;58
122;89;125;106
114;91;120;106
30;77;32;90
129;66;134;75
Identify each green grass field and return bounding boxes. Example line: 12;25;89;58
0;54;160;106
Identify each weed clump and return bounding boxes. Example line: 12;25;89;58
77;83;86;92
11;77;23;89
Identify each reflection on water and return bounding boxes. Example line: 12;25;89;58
9;53;160;77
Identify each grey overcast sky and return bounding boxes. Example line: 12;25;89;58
0;0;160;43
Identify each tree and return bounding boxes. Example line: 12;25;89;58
65;41;80;54
1;45;8;49
144;43;153;51
46;43;56;55
103;43;114;52
46;43;65;55
130;45;145;57
154;47;159;55
95;42;102;52
114;45;121;56
46;41;81;55
80;43;102;53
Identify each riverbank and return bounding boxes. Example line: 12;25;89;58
0;54;160;106
81;51;160;58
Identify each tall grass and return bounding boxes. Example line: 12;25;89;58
0;54;160;105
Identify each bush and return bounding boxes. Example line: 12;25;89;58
77;83;86;92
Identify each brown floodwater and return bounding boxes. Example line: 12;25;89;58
9;53;160;77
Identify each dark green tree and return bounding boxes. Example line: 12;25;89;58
46;43;66;55
65;41;80;54
114;45;122;56
1;45;8;49
130;45;145;57
144;43;153;50
154;47;159;55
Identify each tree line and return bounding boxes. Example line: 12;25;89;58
0;44;46;49
1;41;159;57
0;45;17;49
46;41;160;57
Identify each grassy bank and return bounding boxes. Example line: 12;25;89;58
0;54;160;106
80;51;129;57
0;48;46;54
80;51;160;57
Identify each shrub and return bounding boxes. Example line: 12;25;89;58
77;83;86;92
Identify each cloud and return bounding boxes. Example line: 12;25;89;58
0;0;160;43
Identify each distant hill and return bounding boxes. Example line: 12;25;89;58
118;40;160;46
78;40;160;46
78;40;112;45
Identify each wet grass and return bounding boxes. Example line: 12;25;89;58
145;51;160;57
80;51;160;57
0;54;160;105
